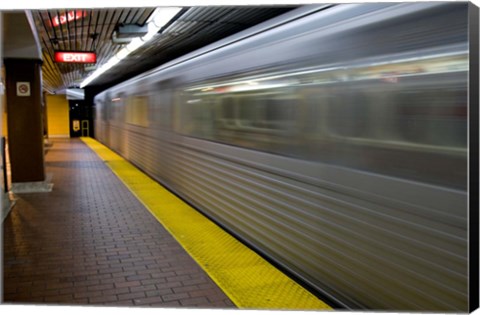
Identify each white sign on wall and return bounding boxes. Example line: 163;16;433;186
16;82;31;97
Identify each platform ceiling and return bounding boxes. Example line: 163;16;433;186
30;6;297;93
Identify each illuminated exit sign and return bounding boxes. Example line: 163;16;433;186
54;51;97;64
52;10;86;27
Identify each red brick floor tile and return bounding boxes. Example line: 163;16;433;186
3;139;235;308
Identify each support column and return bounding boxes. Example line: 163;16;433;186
4;59;45;183
43;91;49;139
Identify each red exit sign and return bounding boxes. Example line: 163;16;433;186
52;10;86;27
54;51;97;64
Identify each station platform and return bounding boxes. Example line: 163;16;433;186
3;138;331;310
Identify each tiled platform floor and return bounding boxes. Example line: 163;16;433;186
3;138;235;308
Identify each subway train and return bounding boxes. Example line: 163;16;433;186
94;3;472;311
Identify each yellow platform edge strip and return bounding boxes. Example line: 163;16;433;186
81;137;331;311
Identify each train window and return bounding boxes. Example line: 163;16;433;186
293;59;467;189
110;93;125;122
100;98;108;122
174;52;467;189
233;92;296;131
177;80;299;155
149;81;174;130
327;87;371;138
302;88;332;135
221;97;235;119
394;85;467;147
175;91;215;137
125;94;149;127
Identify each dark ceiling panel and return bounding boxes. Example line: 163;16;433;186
31;6;297;93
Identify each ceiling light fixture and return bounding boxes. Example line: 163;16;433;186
80;7;182;88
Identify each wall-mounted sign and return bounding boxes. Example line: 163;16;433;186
72;120;80;132
16;82;31;97
54;51;97;64
52;10;86;27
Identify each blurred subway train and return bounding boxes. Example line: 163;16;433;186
94;3;474;311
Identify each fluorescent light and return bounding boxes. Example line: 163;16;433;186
141;23;158;42
150;7;182;28
104;57;121;69
80;7;182;88
125;38;144;52
115;49;129;61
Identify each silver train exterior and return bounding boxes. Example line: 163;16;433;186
94;3;472;311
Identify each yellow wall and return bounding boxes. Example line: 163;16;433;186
46;94;69;137
2;88;6;137
1;66;7;137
